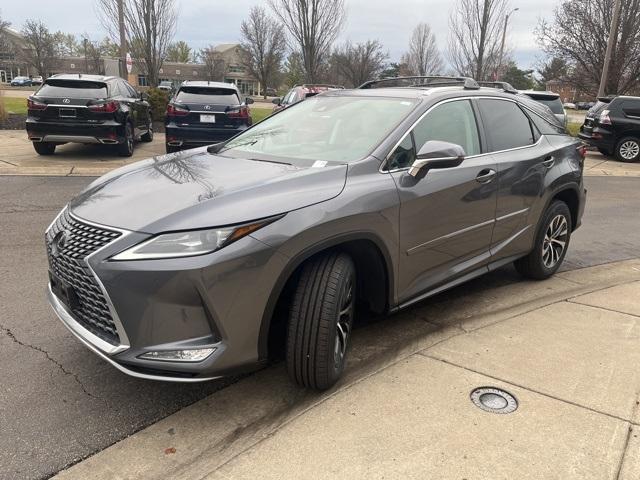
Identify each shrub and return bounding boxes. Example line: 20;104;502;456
146;87;170;121
0;92;7;125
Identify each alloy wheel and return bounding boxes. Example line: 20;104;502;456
619;140;639;160
126;125;134;154
334;276;354;369
542;214;568;268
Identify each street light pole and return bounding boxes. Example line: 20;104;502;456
598;0;622;97
118;0;127;80
497;7;519;80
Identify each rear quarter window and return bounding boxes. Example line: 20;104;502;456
36;80;108;99
176;87;240;105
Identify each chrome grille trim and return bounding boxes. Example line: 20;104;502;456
46;207;131;352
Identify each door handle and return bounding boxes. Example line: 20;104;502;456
542;156;555;168
476;169;497;183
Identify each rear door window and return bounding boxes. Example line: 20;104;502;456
622;100;640;118
478;99;536;151
36;80;108;99
176;87;239;105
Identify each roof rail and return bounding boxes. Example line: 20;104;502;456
294;84;345;89
358;76;480;90
477;81;517;94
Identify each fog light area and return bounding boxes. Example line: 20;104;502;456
138;348;216;362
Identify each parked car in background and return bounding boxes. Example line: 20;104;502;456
26;74;153;156
265;87;278;96
45;76;586;390
563;102;577;110
31;76;43;86
579;95;640;162
272;84;344;112
520;90;567;127
165;81;253;153
11;76;32;86
575;101;595;110
158;80;175;94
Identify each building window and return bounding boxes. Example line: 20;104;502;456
137;75;148;87
175;69;180;75
70;64;75;69
228;65;245;74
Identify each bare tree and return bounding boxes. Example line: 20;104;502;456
240;6;287;98
401;23;443;76
80;35;106;74
537;0;640;96
199;46;226;81
0;11;14;58
332;40;388;87
19;20;60;76
96;0;178;86
166;40;192;63
268;0;346;82
448;0;509;80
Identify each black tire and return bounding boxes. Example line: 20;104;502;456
597;147;612;157
286;252;356;390
515;200;572;280
117;122;134;157
140;118;153;142
33;142;55;155
615;136;640;163
166;144;181;154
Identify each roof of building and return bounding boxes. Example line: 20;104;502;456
212;43;240;53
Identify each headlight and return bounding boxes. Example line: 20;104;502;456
111;216;282;261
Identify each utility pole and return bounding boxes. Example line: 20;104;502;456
496;7;519;80
118;0;127;79
598;0;622;97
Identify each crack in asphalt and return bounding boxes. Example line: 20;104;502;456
0;322;101;400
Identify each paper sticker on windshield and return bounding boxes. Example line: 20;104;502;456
312;161;328;168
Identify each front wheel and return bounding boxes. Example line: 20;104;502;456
515;200;572;280
615;137;640;163
286;252;356;390
33;142;56;155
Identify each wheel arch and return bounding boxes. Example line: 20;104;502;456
548;184;581;232
258;232;395;361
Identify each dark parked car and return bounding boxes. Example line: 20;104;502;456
579;95;640;162
272;84;344;112
26;74;153;156
165;81;253;153
519;90;566;127
10;76;32;86
46;77;586;390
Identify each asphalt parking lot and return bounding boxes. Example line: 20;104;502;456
1;173;639;479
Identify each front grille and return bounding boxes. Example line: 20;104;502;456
46;209;122;345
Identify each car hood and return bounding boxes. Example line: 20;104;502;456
70;148;348;233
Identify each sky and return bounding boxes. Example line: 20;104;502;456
1;0;560;71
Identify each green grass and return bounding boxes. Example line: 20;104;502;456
251;107;272;123
0;96;27;115
567;122;582;137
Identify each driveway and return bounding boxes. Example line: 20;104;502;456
1;174;640;479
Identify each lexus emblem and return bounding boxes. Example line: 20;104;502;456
51;230;69;257
63;98;70;104
204;105;211;110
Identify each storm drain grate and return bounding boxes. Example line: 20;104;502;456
470;387;518;414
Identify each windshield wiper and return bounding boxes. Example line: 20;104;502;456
247;158;293;166
208;127;286;155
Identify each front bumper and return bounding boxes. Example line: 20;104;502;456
26;119;124;144
46;213;288;382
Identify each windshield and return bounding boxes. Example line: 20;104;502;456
36;80;108;98
176;87;239;105
532;97;564;115
219;95;417;165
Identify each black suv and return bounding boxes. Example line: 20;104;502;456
579;95;640;162
26;74;153;157
165;81;253;153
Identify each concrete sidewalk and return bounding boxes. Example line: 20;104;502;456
54;259;640;480
1;129;640;177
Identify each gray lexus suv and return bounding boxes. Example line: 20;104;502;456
46;77;587;390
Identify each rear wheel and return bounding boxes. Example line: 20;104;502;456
33;142;55;155
286;252;356;390
141;117;153;142
515;200;572;280
117;123;134;157
615;137;640;163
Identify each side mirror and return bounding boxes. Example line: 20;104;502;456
409;140;465;177
245;97;255;105
272;97;281;105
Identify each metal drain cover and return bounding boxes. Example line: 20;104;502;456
470;387;518;414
